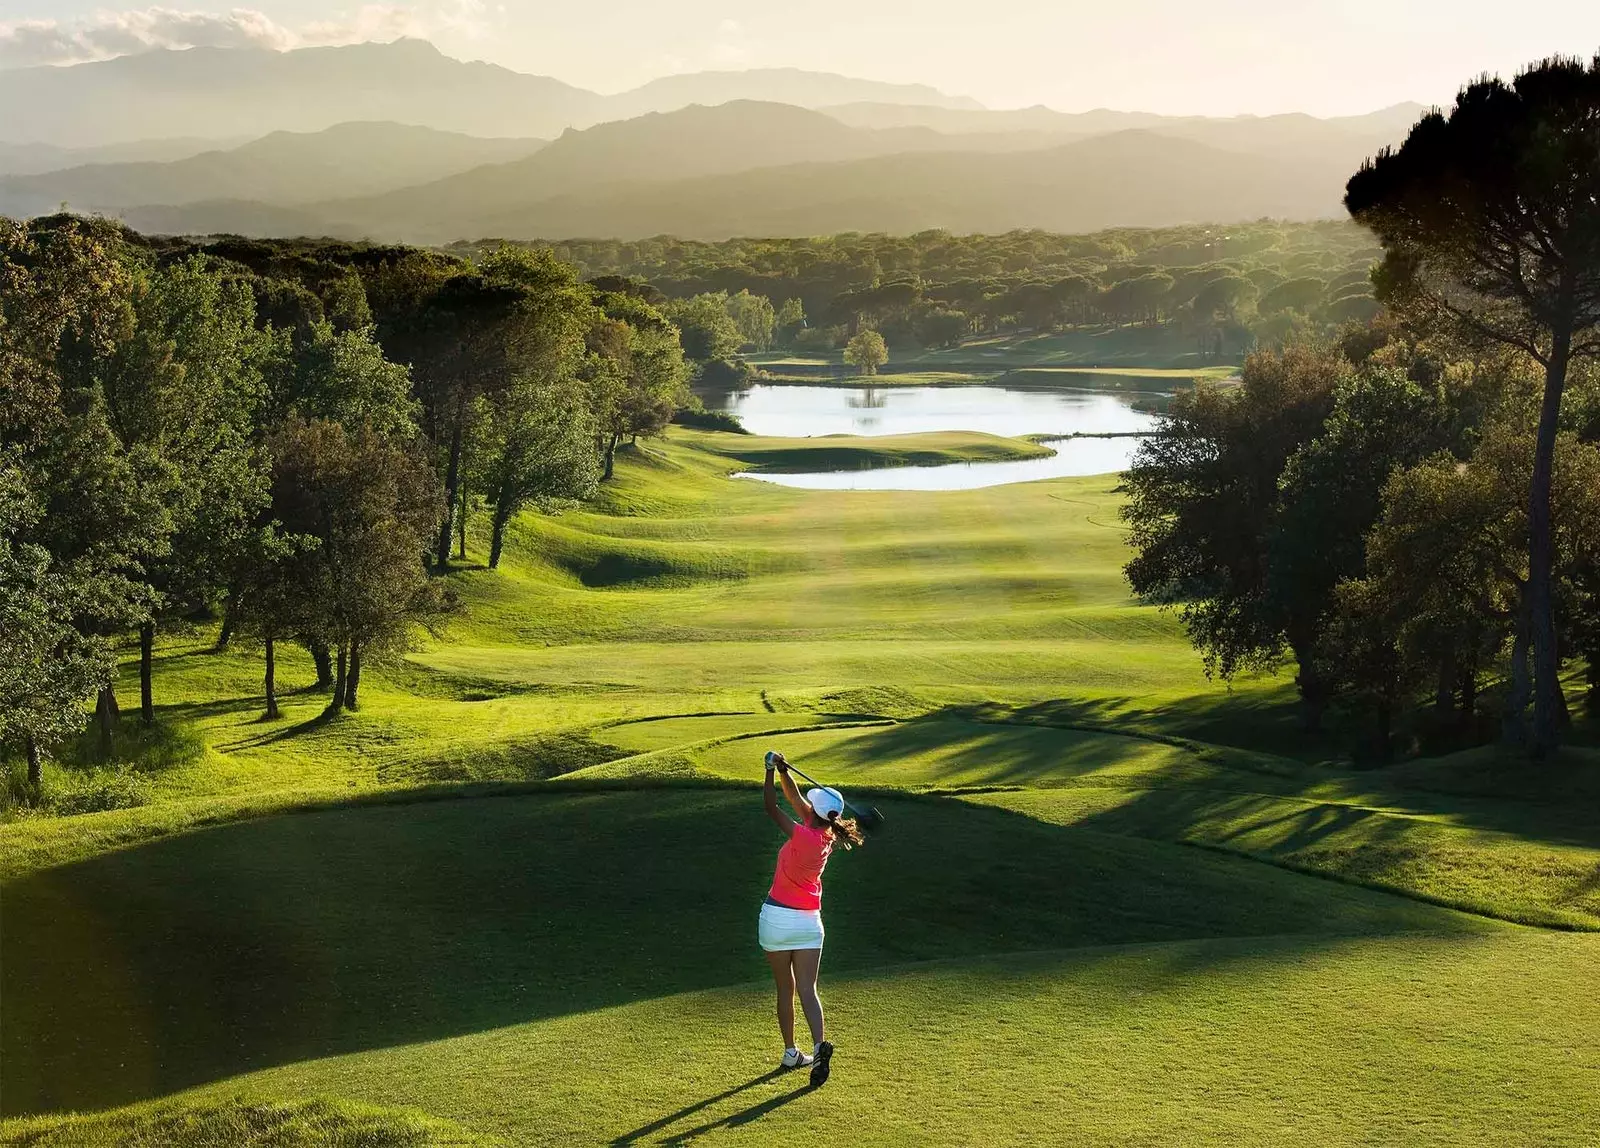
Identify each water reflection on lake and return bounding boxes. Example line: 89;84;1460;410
703;381;1166;488
702;382;1162;439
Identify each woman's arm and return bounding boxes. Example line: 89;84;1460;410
764;760;794;832
773;755;811;821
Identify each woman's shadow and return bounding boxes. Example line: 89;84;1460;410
611;1067;814;1144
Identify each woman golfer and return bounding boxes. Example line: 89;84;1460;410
760;750;863;1087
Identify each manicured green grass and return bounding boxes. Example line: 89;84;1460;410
139;932;1600;1146
0;1097;484;1147
0;788;1498;1116
4;426;1598;1144
689;429;1050;472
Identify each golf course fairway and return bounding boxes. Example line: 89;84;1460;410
3;430;1597;1145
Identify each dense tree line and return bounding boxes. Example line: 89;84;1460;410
1;218;689;799
1122;56;1600;760
454;221;1383;362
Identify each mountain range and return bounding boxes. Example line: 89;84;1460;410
0;39;979;148
0;39;1424;242
0;123;546;218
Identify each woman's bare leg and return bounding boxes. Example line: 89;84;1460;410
792;947;824;1048
765;950;797;1048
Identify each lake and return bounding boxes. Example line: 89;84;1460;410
700;381;1166;489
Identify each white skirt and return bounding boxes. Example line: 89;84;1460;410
758;902;825;951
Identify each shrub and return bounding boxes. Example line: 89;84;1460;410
672;408;748;433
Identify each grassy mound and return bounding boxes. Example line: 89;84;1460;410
2;789;1482;1117
695;429;1051;473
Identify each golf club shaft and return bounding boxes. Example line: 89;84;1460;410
783;761;870;821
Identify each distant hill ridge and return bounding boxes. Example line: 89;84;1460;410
0;39;982;148
110;107;1370;243
0;122;548;218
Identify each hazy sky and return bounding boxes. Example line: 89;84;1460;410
2;1;1598;115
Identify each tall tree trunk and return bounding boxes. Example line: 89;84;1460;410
96;685;117;759
1528;327;1571;759
26;736;42;798
328;644;347;715
1434;650;1458;715
488;499;513;570
217;605;237;650
139;620;155;726
264;636;278;720
343;643;362;712
457;482;469;560
602;431;620;481
1458;664;1478;734
435;393;467;573
1504;600;1533;746
306;638;333;689
1290;635;1329;733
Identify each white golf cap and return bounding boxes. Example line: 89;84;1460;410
807;787;845;820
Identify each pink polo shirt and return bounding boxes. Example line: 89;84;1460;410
768;821;833;910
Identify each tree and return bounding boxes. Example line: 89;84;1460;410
268;418;450;713
1192;274;1258;323
1121;344;1347;720
774;297;807;347
1351;442;1526;744
844;329;888;376
1269;365;1458;718
1259;277;1328;316
1101;273;1173;325
665;293;742;362
587;297;691;480
229;523;317;720
100;256;271;724
476;376;600;569
917;308;969;349
0;459;111;795
724;290;776;351
368;259;538;573
267;318;417;438
1;216;167;757
1345;55;1600;756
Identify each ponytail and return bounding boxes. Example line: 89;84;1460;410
827;812;865;850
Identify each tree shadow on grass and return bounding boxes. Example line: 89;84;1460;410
910;699;1600;848
610;1068;810;1144
1;789;1463;1119
214;707;339;752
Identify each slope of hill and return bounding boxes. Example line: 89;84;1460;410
0;123;547;218
119;126;1354;242
0;136;245;178
0;39;604;146
462;130;1350;242
183;102;966;241
823;102;1423;162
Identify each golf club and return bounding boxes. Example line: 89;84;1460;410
767;752;886;833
